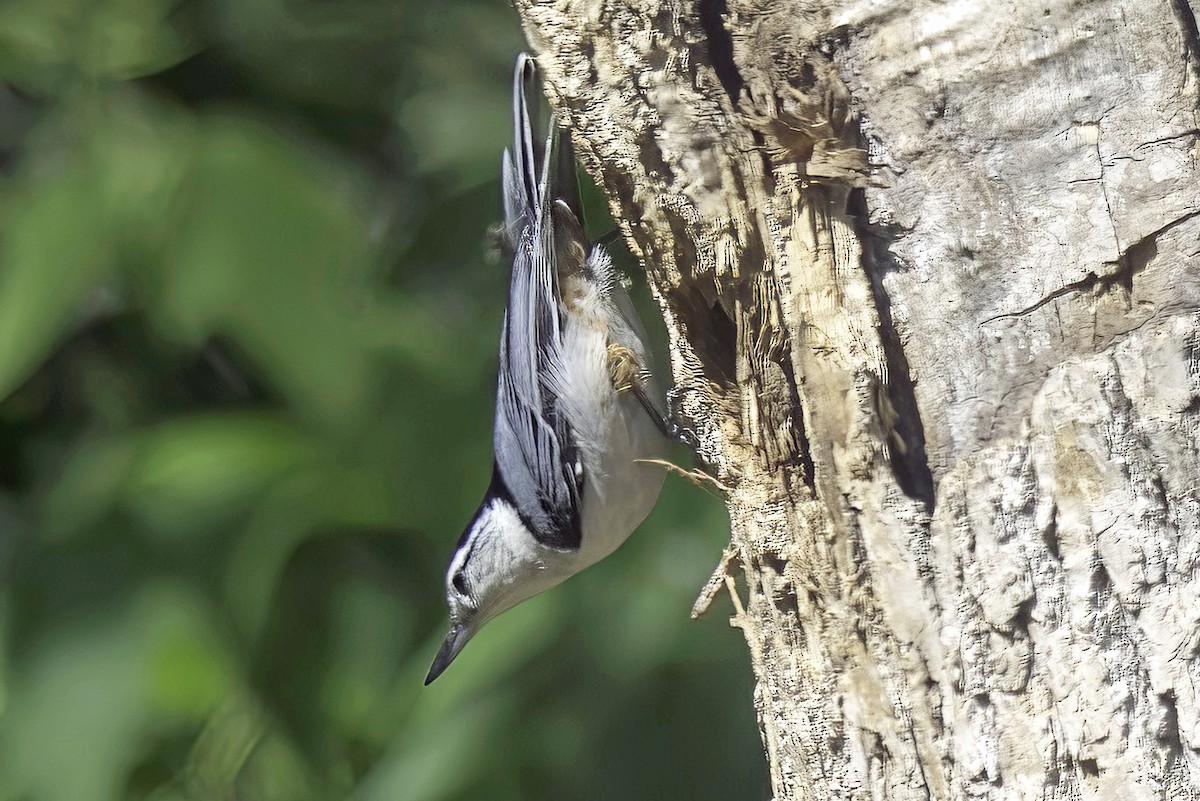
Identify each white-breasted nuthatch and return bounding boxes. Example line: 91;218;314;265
425;54;671;685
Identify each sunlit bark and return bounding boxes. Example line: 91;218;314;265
517;1;1200;797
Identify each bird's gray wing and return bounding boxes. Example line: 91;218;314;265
491;54;583;551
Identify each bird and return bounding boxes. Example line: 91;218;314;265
425;53;670;685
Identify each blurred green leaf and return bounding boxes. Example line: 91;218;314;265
213;0;407;109
398;87;510;190
122;414;320;538
0;585;232;801
168;690;268;801
37;434;136;543
150;115;397;430
0;0;193;91
0;170;118;401
355;696;508;801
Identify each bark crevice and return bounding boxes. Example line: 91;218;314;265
698;0;743;104
1168;0;1200;78
849;187;936;509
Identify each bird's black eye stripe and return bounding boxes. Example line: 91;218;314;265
452;571;468;595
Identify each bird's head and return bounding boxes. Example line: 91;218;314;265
425;493;570;684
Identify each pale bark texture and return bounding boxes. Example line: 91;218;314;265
514;1;1200;798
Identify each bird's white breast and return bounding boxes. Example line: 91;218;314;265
553;280;667;568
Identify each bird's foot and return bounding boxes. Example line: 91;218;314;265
606;343;641;394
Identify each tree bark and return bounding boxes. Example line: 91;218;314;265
514;1;1200;798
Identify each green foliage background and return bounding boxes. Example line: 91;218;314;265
0;1;766;798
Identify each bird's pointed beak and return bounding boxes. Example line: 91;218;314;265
424;623;470;685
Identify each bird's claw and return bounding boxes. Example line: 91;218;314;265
606;344;641;394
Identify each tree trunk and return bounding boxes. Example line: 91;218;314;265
514;1;1200;798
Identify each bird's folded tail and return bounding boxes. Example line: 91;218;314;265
502;53;583;248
